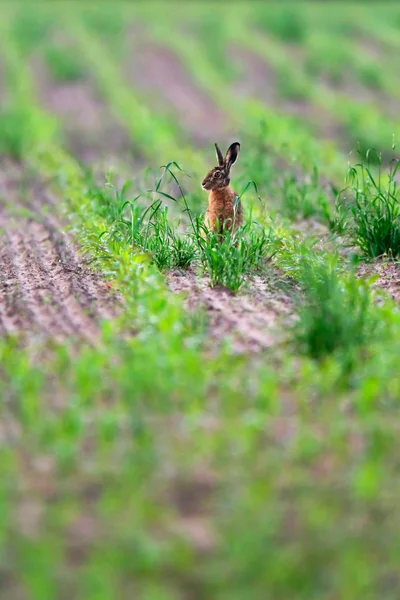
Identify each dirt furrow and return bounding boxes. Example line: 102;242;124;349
2;216;118;344
7;228;74;341
358;261;400;304
32;205;118;323
0;234;31;336
17;173;119;324
0;165;119;343
29;222;101;344
168;267;296;353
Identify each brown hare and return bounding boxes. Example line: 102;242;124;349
201;142;242;236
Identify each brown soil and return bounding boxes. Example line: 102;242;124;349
168;266;297;353
126;43;228;144
164;463;217;554
0;164;118;343
358;261;400;304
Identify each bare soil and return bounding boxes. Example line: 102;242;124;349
168;265;297;353
0;164;118;344
358;261;400;304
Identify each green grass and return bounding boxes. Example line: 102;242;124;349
338;153;400;257
257;6;307;43
104;192;197;271
43;44;86;82
281;166;331;222
197;219;279;291
1;2;400;599
294;253;379;366
0;103;58;159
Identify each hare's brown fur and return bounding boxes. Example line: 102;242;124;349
204;187;242;233
202;142;242;235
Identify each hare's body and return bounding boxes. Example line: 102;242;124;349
202;142;242;236
204;186;242;233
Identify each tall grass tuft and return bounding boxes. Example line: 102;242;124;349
336;150;400;258
196;221;278;292
104;196;196;271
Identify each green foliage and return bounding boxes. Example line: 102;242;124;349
240;123;276;192
0;104;57;159
276;68;311;102
84;175;197;271
338;153;400;257
258;8;306;43
359;63;384;90
195;13;238;81
82;5;125;38
0;105;29;159
304;39;349;83
11;5;51;54
197;220;278;291
43;44;86;82
294;254;379;365
281;166;331;222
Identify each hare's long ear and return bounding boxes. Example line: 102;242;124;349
215;143;224;167
224;142;240;172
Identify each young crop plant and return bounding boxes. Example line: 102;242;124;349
0;103;58;159
276;67;311;103
11;4;52;55
358;63;384;91
336;149;400;258
43;44;86;83
256;6;306;43
102;193;197;271
196;220;279;292
281;166;331;223
294;253;380;370
0;105;28;159
195;13;239;82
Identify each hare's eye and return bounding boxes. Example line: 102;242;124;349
216;171;222;178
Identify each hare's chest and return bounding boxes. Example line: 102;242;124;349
208;189;236;214
205;190;242;231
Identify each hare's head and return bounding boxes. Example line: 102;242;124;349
201;142;240;191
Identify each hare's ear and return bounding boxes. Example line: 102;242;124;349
225;142;240;171
215;142;224;167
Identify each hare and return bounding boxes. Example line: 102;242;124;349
201;142;242;236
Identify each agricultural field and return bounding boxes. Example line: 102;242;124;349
1;1;400;598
